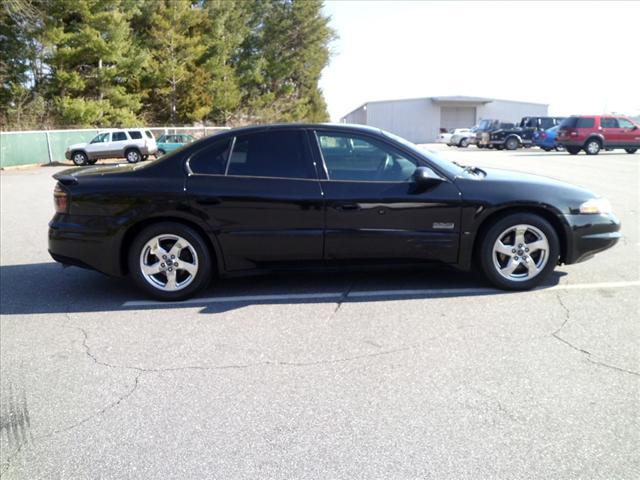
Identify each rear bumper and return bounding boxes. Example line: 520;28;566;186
48;214;124;276
562;213;621;264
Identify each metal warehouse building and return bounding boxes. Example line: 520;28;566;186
340;96;548;143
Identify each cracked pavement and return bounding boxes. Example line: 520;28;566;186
1;147;639;478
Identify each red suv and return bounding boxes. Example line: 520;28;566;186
556;115;640;155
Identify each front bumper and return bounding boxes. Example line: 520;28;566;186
49;214;124;276
562;213;621;264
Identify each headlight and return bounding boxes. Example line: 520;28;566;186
579;198;612;214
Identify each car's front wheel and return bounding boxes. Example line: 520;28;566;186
125;148;142;163
157;149;166;157
625;148;638;154
72;151;88;166
128;222;213;301
479;213;559;290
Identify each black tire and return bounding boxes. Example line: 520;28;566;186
478;213;560;291
495;145;505;151
125;148;142;163
567;146;581;155
128;222;213;301
584;138;601;155
142;155;149;161
505;137;520;150
72;151;88;166
625;148;638;154
459;138;469;148
87;158;98;165
477;144;485;149
157;149;166;157
541;147;552;152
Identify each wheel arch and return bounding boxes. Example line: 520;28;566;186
119;216;222;276
472;205;568;266
584;134;604;146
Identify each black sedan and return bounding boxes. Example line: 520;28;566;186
49;124;621;300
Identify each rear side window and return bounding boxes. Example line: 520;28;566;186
112;132;127;141
601;118;619;128
576;118;595;128
145;130;154;139
128;131;142;139
227;131;314;179
189;139;232;175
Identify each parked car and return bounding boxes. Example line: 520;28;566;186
65;128;158;165
49;124;620;300
448;127;477;148
156;134;195;156
556;115;640;155
486;117;565;150
533;125;562;151
476;120;516;149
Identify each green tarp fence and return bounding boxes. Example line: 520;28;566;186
0;127;229;168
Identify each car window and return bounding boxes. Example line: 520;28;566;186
576;118;595;128
145;130;154;139
540;118;555;130
227;131;314;179
90;132;110;143
189;138;232;175
112;132;127;141
617;118;634;129
601;118;619;128
129;131;143;139
317;132;418;182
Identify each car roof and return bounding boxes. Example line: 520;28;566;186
214;123;385;138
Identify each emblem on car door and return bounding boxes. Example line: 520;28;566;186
433;222;455;230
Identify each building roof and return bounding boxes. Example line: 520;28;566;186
341;95;549;120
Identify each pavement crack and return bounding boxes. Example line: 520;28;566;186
550;293;640;377
333;281;355;314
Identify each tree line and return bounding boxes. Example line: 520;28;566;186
0;0;334;130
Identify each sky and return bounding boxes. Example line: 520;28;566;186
319;1;640;121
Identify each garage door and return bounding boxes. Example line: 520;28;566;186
440;107;476;130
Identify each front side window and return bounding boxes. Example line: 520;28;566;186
90;132;110;143
112;132;127;141
227;131;313;179
189;138;232;175
617;118;634;129
317;132;418;182
601;117;619;128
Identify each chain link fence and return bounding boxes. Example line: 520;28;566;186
0;126;229;168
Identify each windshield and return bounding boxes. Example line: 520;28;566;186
381;129;465;177
477;119;495;131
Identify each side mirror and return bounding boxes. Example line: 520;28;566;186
413;166;443;187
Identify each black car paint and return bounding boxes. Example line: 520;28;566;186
49;124;621;279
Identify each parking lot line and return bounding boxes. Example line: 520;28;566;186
122;280;640;307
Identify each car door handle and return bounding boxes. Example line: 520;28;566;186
335;203;359;211
195;197;222;205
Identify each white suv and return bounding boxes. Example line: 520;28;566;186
65;128;158;165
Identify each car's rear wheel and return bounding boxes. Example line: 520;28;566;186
566;146;581;155
479;213;559;290
72;151;88;166
505;137;520;150
128;222;213;301
625;148;638;154
125;148;142;163
584;138;601;155
142;155;149;161
87;158;98;165
495;145;505;150
459;138;469;148
157;149;166;157
541;147;552;152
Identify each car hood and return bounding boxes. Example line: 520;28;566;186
456;167;597;212
67;142;87;150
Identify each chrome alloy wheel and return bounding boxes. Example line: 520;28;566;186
586;140;600;154
492;224;549;282
139;234;199;291
127;150;141;163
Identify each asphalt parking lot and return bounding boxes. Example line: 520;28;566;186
1;146;638;479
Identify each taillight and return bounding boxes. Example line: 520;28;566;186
54;184;69;213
